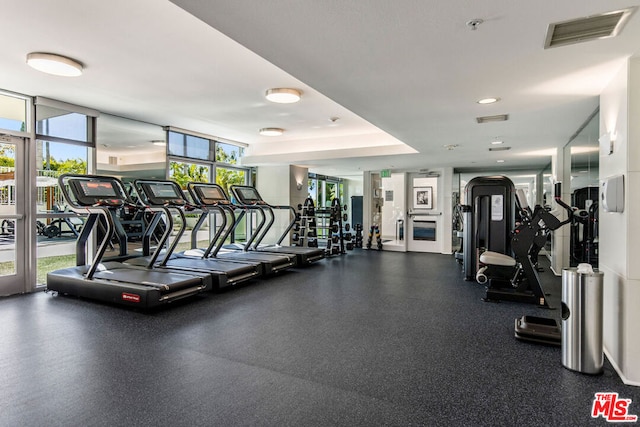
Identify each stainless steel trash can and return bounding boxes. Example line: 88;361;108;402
561;265;604;374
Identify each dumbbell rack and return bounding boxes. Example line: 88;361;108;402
293;198;354;255
354;224;364;248
292;197;319;248
314;198;349;256
343;222;355;250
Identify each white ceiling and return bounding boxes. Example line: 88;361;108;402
1;0;639;178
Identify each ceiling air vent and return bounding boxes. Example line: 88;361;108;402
489;146;511;152
544;8;634;49
476;114;509;124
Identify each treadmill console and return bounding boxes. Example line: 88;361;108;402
192;184;229;206
137;181;186;207
231;186;265;205
70;179;122;207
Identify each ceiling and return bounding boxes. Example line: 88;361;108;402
1;1;639;178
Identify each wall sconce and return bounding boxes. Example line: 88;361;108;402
599;131;616;156
296;182;303;190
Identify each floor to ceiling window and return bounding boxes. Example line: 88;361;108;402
308;173;345;209
34;98;96;285
167;129;250;243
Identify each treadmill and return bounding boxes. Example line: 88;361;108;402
46;174;211;309
229;185;325;265
186;182;297;275
124;179;261;290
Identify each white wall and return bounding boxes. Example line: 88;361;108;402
289;165;309;215
599;56;640;386
256;165;308;245
344;177;363;197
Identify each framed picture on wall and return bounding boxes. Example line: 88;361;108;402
413;186;433;209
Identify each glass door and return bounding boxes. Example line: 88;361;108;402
0;135;26;295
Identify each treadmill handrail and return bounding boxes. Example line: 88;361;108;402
249;204;299;249
262;205;297;247
186;182;243;256
229;185;275;249
248;203;275;249
188;182;269;254
58;174;136;279
133;179;191;267
234;203;266;251
209;204;237;258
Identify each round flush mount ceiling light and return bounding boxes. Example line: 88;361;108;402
259;127;284;136
265;88;302;103
26;52;83;77
477;97;500;104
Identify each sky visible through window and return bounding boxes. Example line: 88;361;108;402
0;117;23;132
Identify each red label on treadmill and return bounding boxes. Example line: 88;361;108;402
121;292;141;303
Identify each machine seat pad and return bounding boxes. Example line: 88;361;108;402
480;251;516;267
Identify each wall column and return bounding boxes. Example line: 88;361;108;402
599;56;640;386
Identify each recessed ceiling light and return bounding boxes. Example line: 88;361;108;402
491;140;504;145
496;159;505;163
259;127;284;136
477;97;500;104
151;140;166;146
26;52;83;77
265;88;302;103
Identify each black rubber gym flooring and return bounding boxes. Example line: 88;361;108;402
1;250;638;426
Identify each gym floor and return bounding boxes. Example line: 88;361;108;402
1;250;637;426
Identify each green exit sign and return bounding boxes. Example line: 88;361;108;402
380;169;391;178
